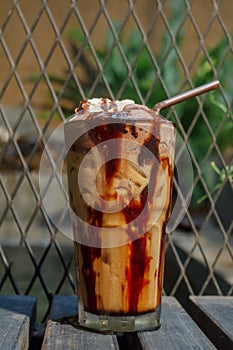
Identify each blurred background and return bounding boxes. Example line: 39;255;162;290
0;0;232;323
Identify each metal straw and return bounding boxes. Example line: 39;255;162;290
153;80;220;112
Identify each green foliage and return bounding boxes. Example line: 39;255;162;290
172;35;233;206
177;36;233;160
197;162;233;204
51;1;185;113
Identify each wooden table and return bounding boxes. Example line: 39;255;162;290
0;295;36;350
0;295;232;349
189;296;233;350
42;296;217;350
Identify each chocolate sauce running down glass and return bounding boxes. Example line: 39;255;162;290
65;99;176;332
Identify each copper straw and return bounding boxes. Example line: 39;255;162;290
153;80;220;112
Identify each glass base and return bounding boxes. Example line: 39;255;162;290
78;306;161;332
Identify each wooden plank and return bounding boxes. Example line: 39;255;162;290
189;296;233;350
47;295;119;349
138;297;216;350
50;295;78;320
41;320;120;350
0;307;29;350
0;295;37;337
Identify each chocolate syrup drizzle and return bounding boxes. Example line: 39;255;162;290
71;121;173;315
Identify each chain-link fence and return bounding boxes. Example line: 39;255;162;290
0;0;232;322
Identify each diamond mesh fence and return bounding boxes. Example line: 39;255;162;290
0;0;232;322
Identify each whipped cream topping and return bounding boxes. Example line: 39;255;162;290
75;98;135;113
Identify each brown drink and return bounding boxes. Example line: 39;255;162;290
65;98;176;332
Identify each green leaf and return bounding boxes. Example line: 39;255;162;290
67;28;85;43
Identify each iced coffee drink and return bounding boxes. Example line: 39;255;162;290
65;98;176;332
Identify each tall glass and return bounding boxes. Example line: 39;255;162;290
65;99;176;332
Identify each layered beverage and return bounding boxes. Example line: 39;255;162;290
65;98;176;332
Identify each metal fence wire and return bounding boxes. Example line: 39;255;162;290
0;0;232;321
